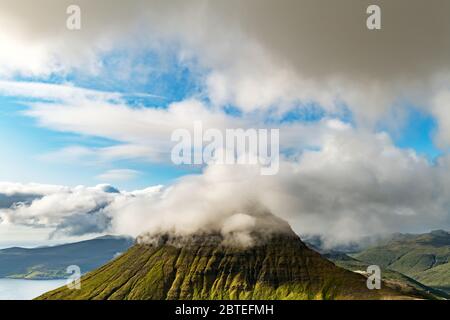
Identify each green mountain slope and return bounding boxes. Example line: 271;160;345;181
352;230;450;293
323;252;449;300
38;228;416;300
414;262;450;293
0;236;133;279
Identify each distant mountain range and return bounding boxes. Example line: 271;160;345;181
38;215;418;300
351;230;450;294
0;236;134;280
320;250;449;300
303;229;450;299
2;224;448;300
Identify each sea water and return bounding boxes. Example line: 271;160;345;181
0;278;66;300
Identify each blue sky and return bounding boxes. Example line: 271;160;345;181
0;111;199;190
0;50;208;190
390;109;442;161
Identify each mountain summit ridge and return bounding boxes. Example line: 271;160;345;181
38;215;416;300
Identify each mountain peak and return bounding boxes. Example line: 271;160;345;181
137;210;295;249
38;216;411;300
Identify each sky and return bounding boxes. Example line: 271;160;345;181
1;0;450;248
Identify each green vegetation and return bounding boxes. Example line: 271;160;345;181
324;252;449;299
38;232;412;300
352;230;450;294
415;262;450;293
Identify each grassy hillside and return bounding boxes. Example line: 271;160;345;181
38;232;416;300
0;236;133;280
324;252;448;300
352;230;450;294
414;262;450;293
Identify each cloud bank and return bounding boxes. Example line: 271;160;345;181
2;1;450;117
1;1;450;247
2;1;450;147
1;126;450;247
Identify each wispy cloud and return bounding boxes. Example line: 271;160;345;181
96;169;141;182
0;80;122;102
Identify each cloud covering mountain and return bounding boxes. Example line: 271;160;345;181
1;1;450;247
2;125;450;247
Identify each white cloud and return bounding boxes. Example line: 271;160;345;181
1;0;450;143
0;80;121;102
432;90;450;149
0;182;68;196
40;145;163;165
0;32;57;77
25;99;235;143
0;183;119;237
24;97;249;164
1;127;450;247
22;91;353;166
1;0;449;122
96;169;140;182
